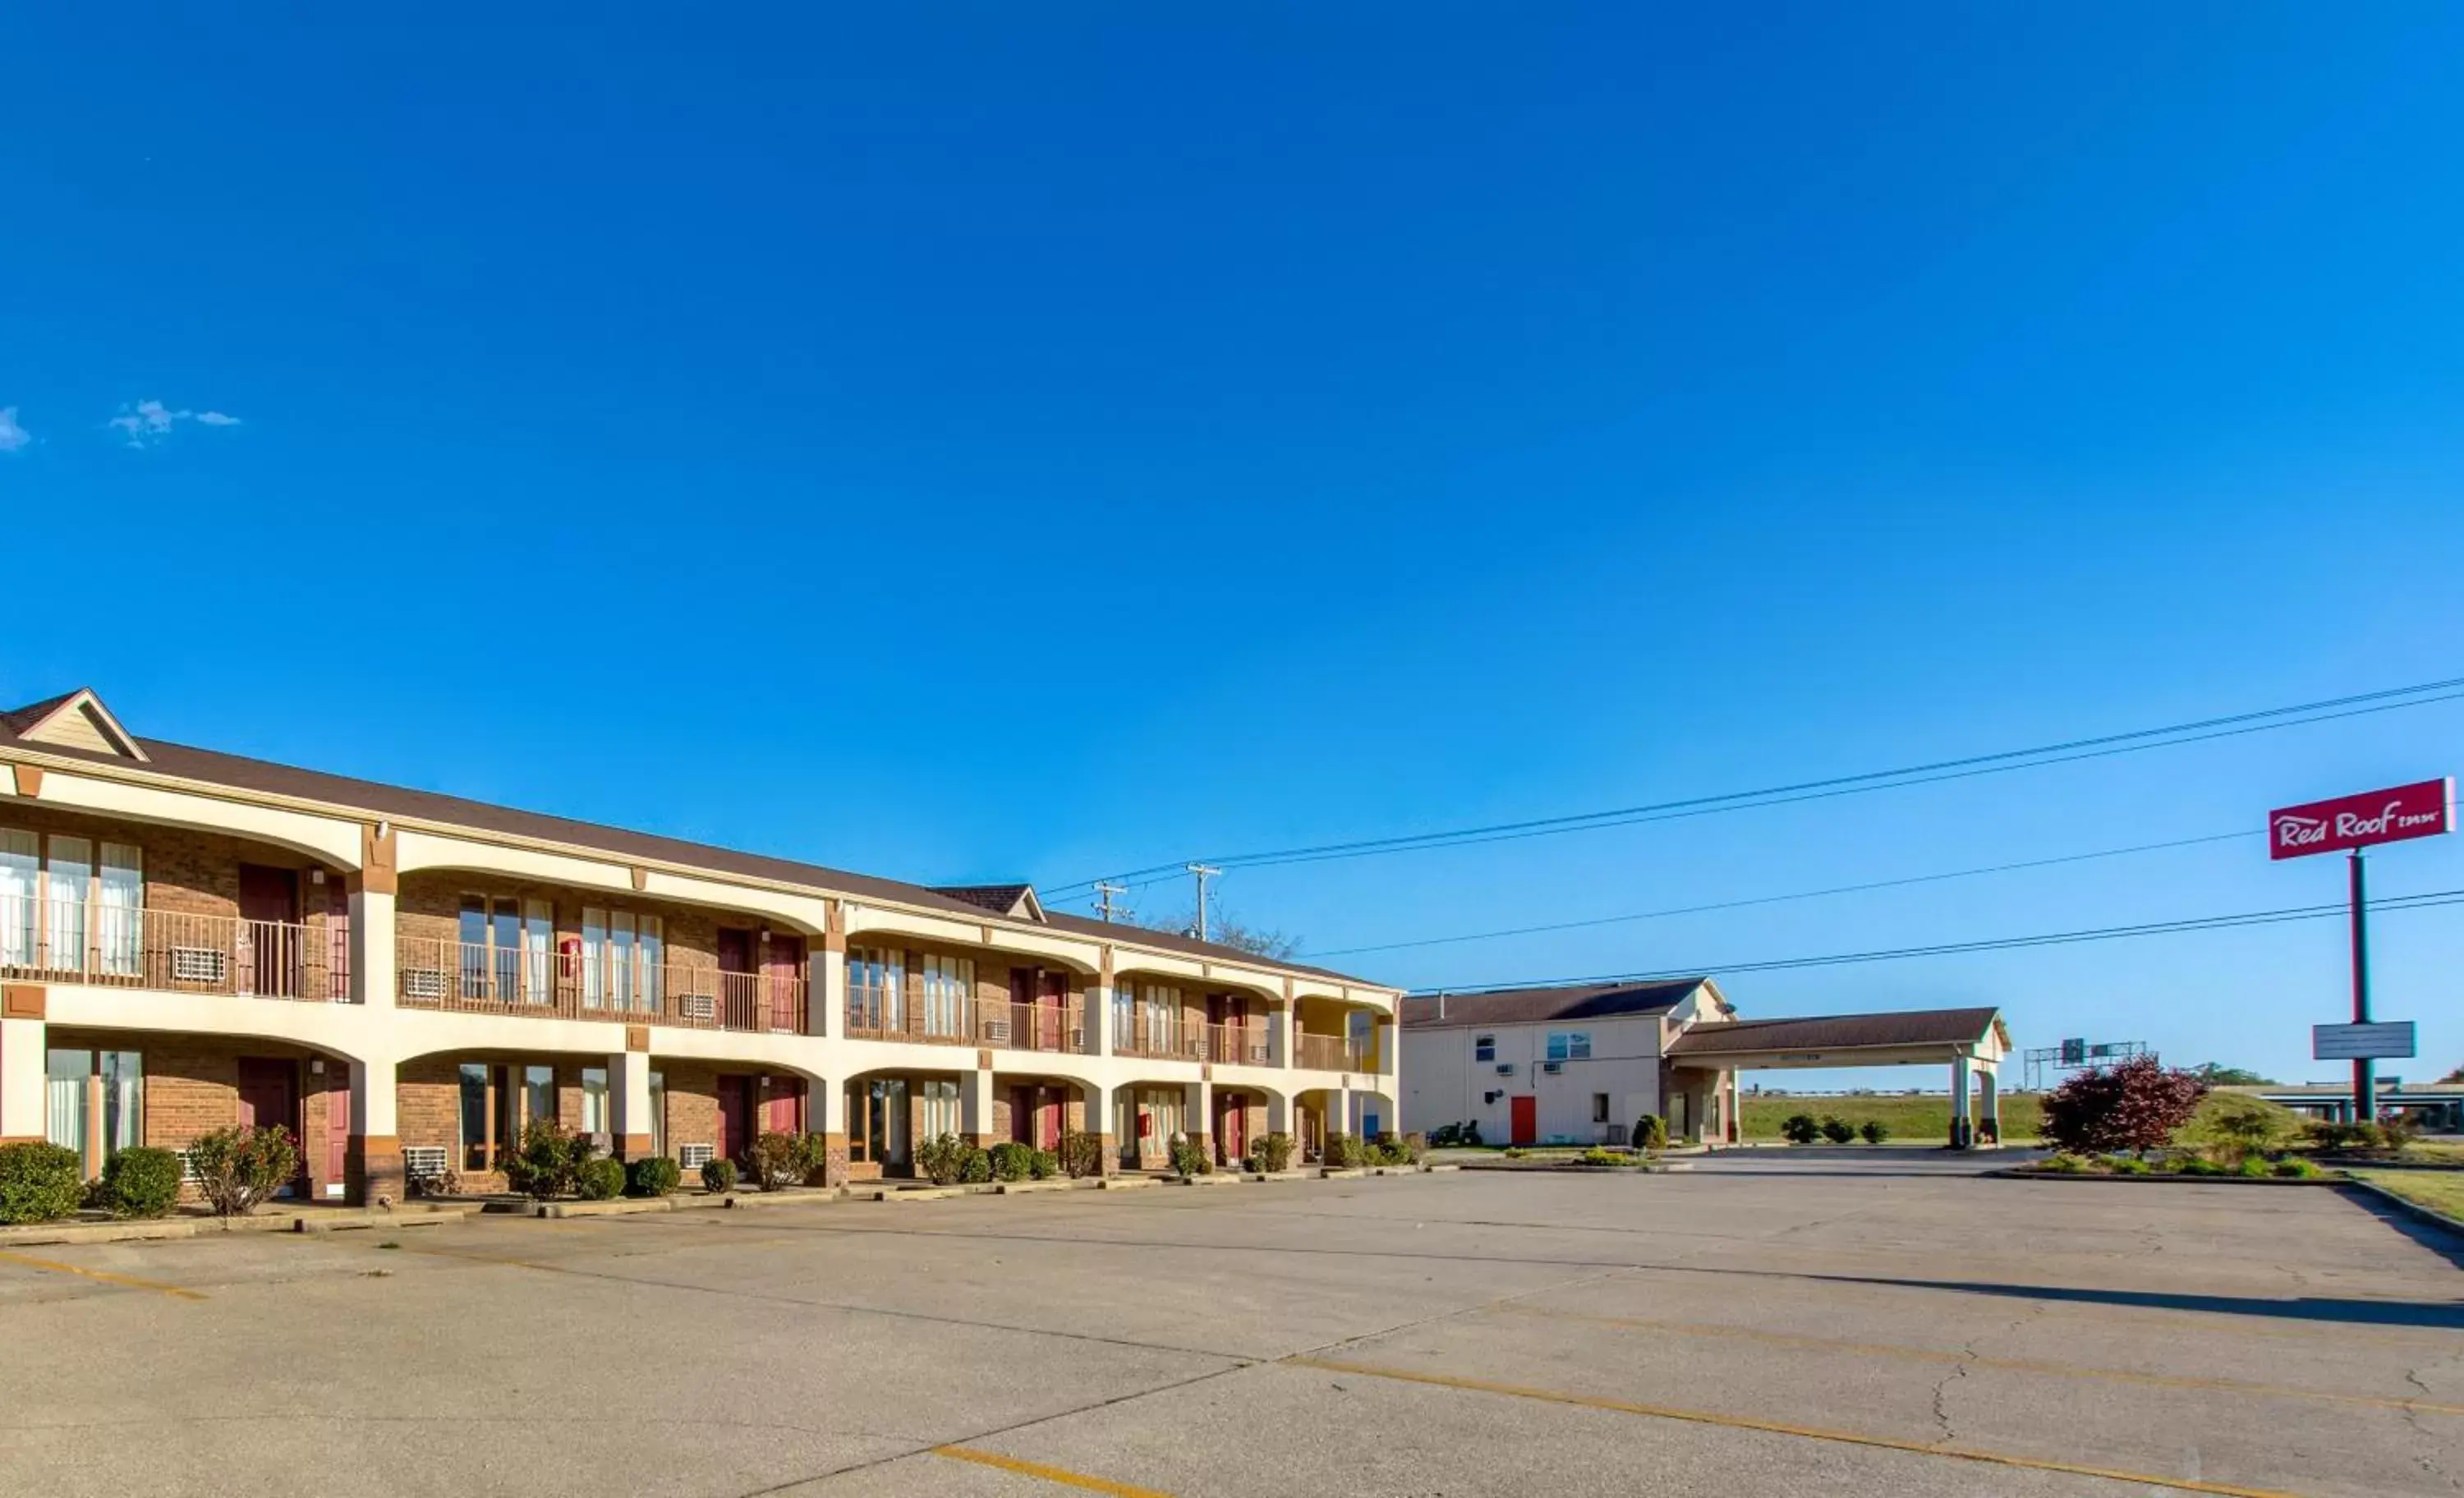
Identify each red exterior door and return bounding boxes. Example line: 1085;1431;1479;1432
1510;1095;1538;1146
761;935;804;1032
237;865;300;996
1038;970;1067;1050
1216;1092;1246;1163
759;1077;804;1135
1038;1092;1062;1151
718;1076;754;1160
717;930;755;1029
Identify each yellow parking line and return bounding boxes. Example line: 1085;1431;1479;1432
0;1249;205;1301
1499;1303;2464;1417
934;1445;1174;1496
1285;1356;2306;1498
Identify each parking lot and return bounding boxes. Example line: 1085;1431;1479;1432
0;1153;2457;1497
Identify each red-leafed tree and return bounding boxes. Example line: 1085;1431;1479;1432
2038;1056;2207;1156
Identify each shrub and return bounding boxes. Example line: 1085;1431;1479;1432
1631;1114;1667;1152
1170;1137;1211;1177
2176;1156;2222;1177
185;1125;300;1219
2039;1056;2207;1156
1577;1147;1626;1167
576;1157;627;1200
509;1119;593;1199
1058;1130;1105;1179
747;1131;820;1192
2185;1093;2301;1164
2108;1155;2152;1176
1254;1132;1295;1173
101;1147;183;1219
627;1156;682;1197
1781;1114;1820;1145
1322;1132;1368;1169
1818;1116;1855;1145
988;1142;1037;1182
2036;1153;2085;1173
2378;1113;2423;1148
2273;1157;2321;1179
701;1156;738;1193
1859;1120;1891;1146
2234;1156;2270;1179
916;1133;986;1186
1027;1147;1058;1180
1501;1147;1526;1160
0;1142;86;1225
2305;1120;2388;1154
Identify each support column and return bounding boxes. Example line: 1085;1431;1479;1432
963;1066;995;1148
1185;1078;1211;1168
815;902;844;1039
1091;948;1115;1058
1087;1082;1116;1176
1949;1053;1974;1150
347;878;397;1012
1375;1016;1399;1080
1266;1091;1292;1137
346;1053;402;1206
610;1050;655;1160
0;999;48;1143
816;1078;849;1186
1276;989;1297;1069
1978;1068;2001;1146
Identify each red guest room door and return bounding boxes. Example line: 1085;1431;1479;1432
1510;1095;1538;1146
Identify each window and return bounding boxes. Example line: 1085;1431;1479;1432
1124;1087;1184;1150
1124;982;1180;1052
921;954;972;1037
0;829;131;972
1473;1034;1496;1063
1593;1093;1611;1124
847;946;904;1030
460;895;553;1003
1546;1031;1592;1062
649;1071;666;1158
523;1065;556;1132
459;1064;490;1169
43;1045;144;1165
581;1068;609;1135
46;1050;90;1160
580;907;663;1012
919;1078;961;1141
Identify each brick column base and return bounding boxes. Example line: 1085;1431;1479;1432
820;1132;850;1187
1095;1132;1119;1176
616;1133;655;1160
348;1134;405;1208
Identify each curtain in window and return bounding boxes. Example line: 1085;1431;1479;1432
101;1050;143;1152
1144;985;1179;1051
95;843;141;977
637;916;663;1013
522;900;553;1004
922;955;970;1037
46;1050;90;1158
45;837;91;972
1111;987;1134;1050
920;1079;961;1139
609;912;636;1012
581;1068;609;1134
582;909;607;1008
523;1066;555;1133
0;829;36;968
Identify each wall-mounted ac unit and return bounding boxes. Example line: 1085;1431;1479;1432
981;1018;1011;1044
1542;1060;1564;1074
402;1146;449;1182
171;947;228;985
402;968;448;1000
679;1143;715;1169
1493;1064;1515;1076
678;994;716;1021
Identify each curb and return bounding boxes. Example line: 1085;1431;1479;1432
1992;1167;2340;1186
0;1204;476;1248
2341;1177;2464;1238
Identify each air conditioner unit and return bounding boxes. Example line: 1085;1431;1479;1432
402;1146;449;1181
981;1018;1011;1044
679;1143;715;1169
679;994;716;1021
402;968;448;1000
1542;1061;1564;1075
1493;1064;1515;1076
171;947;228;985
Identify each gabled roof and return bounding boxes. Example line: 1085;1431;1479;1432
1666;1006;2003;1057
1400;978;1710;1032
2;688;147;761
931;884;1047;922
0;689;1383;987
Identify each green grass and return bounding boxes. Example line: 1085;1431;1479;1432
2355;1169;2464;1220
1740;1093;2044;1144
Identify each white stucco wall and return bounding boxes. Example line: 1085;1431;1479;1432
1403;1014;1668;1145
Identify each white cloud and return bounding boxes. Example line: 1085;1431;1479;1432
0;407;27;453
109;399;242;446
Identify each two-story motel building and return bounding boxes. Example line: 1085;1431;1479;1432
0;689;1401;1203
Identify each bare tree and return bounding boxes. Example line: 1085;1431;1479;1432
1133;908;1299;960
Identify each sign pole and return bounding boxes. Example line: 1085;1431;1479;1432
2349;849;2371;1126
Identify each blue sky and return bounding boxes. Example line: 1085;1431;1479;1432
6;7;2462;1088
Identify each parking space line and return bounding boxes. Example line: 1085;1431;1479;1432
0;1249;205;1301
1496;1303;2464;1417
1284;1355;2308;1498
934;1445;1174;1496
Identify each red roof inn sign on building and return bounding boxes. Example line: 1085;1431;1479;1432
2269;778;2453;1124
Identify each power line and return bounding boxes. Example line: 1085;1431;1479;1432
1042;675;2464;900
1409;887;2464;995
1302;829;2255;958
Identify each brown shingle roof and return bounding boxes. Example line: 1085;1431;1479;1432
1666;1006;2001;1056
0;696;1382;988
1400;979;1708;1032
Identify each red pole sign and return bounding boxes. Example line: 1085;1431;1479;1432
2268;779;2454;860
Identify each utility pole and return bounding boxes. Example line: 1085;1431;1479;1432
2351;849;2373;1126
1094;881;1127;924
1186;864;1221;942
